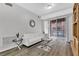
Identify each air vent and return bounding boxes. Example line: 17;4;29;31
5;3;13;7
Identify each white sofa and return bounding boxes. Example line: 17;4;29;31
22;33;44;46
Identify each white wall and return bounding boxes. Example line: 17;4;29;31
66;14;73;42
0;3;42;51
44;21;49;34
41;8;73;42
41;8;72;20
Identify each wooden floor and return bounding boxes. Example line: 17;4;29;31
0;39;73;56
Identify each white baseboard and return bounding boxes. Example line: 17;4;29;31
0;43;17;52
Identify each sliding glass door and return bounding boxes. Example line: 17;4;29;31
57;18;65;37
50;20;57;37
50;18;66;38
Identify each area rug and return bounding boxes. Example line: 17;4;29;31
37;39;56;52
37;45;51;52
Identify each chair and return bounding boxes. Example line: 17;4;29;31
12;33;23;50
40;34;52;51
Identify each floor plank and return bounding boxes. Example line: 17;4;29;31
0;39;73;56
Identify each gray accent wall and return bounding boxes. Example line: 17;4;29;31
0;3;42;50
0;3;42;37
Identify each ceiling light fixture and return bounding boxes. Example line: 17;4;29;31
45;3;55;9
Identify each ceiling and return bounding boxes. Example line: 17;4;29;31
16;3;73;16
